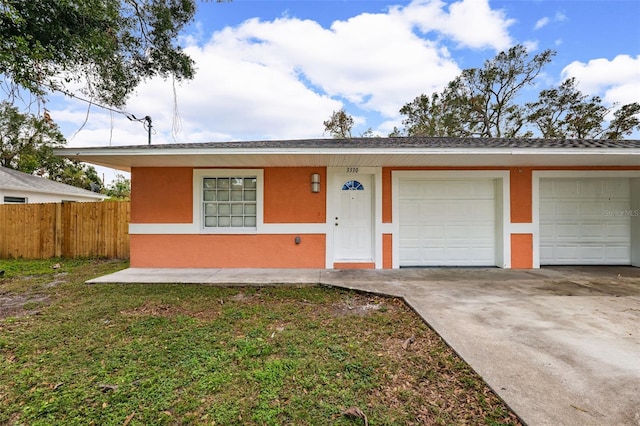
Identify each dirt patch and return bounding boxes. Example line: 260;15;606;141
0;293;50;320
330;294;386;317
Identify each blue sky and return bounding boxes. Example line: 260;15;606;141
47;0;640;179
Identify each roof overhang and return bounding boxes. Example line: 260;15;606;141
56;146;640;171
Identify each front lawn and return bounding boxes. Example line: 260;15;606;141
0;259;521;425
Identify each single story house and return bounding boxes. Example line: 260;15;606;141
0;166;107;204
57;137;640;269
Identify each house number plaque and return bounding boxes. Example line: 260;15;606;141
346;167;359;173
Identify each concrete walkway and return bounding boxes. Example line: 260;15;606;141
89;266;640;426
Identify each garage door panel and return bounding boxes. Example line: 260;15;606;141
400;202;421;217
580;223;607;239
604;180;629;196
540;178;631;265
578;180;604;196
552;180;580;196
606;246;632;261
607;223;631;238
553;201;579;216
579;202;605;216
399;179;496;266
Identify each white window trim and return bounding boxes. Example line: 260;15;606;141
193;169;264;234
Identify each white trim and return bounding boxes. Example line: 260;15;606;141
380;223;394;234
129;223;327;235
192;169;264;234
533;170;640;179
632;179;640;267
129;223;197;234
532;170;640;268
509;223;536;234
392;170;511;268
59;146;640;157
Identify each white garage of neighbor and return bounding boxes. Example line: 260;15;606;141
534;172;640;267
539;177;631;265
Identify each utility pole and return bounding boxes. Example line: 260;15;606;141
144;116;152;145
127;114;153;145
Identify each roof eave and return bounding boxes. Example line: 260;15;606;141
55;147;640;170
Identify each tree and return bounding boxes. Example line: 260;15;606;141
399;45;639;140
105;174;131;200
0;101;65;173
0;0;210;107
0;101;102;190
399;92;463;137
526;78;640;139
525;77;585;138
323;109;354;138
603;102;640;140
400;45;554;138
54;161;103;191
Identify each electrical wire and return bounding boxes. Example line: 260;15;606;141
57;88;132;119
56;88;153;143
69;97;93;142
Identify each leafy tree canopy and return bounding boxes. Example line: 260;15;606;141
0;0;203;107
399;45;640;140
323;109;354;139
105;173;131;200
401;45;554;138
0;101;101;190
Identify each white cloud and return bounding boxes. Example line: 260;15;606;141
54;0;518;145
534;17;549;30
523;40;539;52
561;54;640;106
554;12;567;22
534;11;567;31
404;0;514;50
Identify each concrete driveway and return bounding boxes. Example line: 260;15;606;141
90;266;640;425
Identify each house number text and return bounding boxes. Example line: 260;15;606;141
346;167;359;173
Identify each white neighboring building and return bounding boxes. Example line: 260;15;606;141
0;167;108;204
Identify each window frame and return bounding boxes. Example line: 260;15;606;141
193;169;264;234
3;196;27;203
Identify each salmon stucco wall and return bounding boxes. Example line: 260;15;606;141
382;168;392;223
510;168;532;223
383;233;393;269
131;234;326;268
511;234;533;268
264;168;326;223
131;167;193;223
333;262;375;269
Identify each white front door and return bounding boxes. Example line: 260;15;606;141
333;174;373;262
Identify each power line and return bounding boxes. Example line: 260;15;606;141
56;88;154;144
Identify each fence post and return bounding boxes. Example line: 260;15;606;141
54;203;62;258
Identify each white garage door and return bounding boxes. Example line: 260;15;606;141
399;179;496;266
540;178;631;265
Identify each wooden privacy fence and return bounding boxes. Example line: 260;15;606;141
0;201;130;259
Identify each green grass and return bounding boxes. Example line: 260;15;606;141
0;259;521;425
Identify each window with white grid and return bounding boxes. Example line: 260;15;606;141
202;177;257;228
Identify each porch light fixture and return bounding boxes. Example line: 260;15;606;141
311;173;321;193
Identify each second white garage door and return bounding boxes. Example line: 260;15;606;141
540;178;631;265
399;179;496;266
